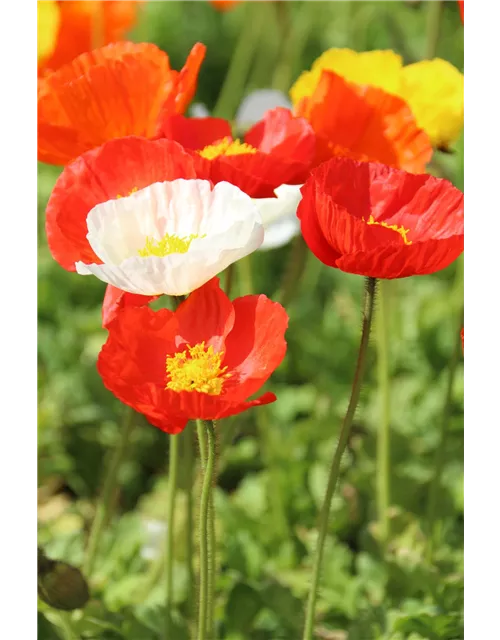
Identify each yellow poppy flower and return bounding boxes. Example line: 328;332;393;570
37;0;61;63
290;48;464;149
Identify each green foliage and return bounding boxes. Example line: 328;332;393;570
38;1;463;638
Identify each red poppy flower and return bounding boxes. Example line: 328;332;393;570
458;1;464;23
97;278;288;434
45;136;198;271
156;107;316;197
209;0;240;11
294;70;432;174
102;285;158;329
297;157;464;279
38;1;141;76
38;41;206;165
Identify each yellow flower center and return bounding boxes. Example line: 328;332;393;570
138;233;202;258
198;137;257;160
166;342;230;395
363;215;412;245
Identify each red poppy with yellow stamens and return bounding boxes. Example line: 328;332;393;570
37;1;141;76
156;108;316;197
97;278;288;433
45;136;198;271
38;41;206;165
294;70;432;174
297;157;464;279
102;285;158;329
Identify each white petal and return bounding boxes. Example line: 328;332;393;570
259;215;301;251
76;179;264;295
253;182;302;228
235;89;293;127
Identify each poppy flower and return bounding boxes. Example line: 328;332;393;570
156;108;316;198
97;277;288;433
38;41;206;165
458;1;464;23
297;156;464;279
38;1;141;76
209;0;240;10
290;48;464;149
294;70;432;174
102;285;158;329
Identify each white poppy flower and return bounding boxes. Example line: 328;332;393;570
75;179;264;296
254;184;303;251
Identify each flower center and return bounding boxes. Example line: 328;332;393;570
198;137;257;160
165;342;230;395
138;233;202;258
363;215;412;245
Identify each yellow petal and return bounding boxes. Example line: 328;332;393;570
400;58;464;148
37;0;61;63
290;48;403;106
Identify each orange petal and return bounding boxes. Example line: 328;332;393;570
38;1;141;75
295;70;432;174
38;41;205;165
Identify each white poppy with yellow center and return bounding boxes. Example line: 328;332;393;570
76;179;264;295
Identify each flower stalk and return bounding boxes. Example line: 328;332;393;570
165;433;180;639
302;277;377;640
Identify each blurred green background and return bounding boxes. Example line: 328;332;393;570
38;2;464;639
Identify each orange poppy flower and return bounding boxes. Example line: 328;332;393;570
298;157;464;279
209;0;240;11
294;70;432;174
458;1;464;23
157;108;316;197
97;278;288;434
38;41;206;165
45;136;198;271
102;285;158;329
38;1;141;76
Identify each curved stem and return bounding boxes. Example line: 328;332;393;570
165;434;180;639
376;279;391;547
84;405;135;577
302;277;377;640
212;2;268;119
197;421;216;640
425;309;464;562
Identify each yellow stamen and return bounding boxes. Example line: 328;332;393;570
116;187;138;199
198;137;257;160
166;342;230;395
363;215;412;245
138;233;202;258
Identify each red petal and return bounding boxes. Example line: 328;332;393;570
244;107;315;179
155;114;232;149
223;294;288;400
102;285;158;329
174;279;235;352
45;136;197;271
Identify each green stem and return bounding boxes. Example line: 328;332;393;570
425;0;443;59
165;434;180;639
224;264;235;298
84;405;135;577
425;309;464;562
237;256;254;296
212;2;268;119
376;279;391;547
183;426;195;619
55;613;78;640
302;277;377;640
197;421;216;640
